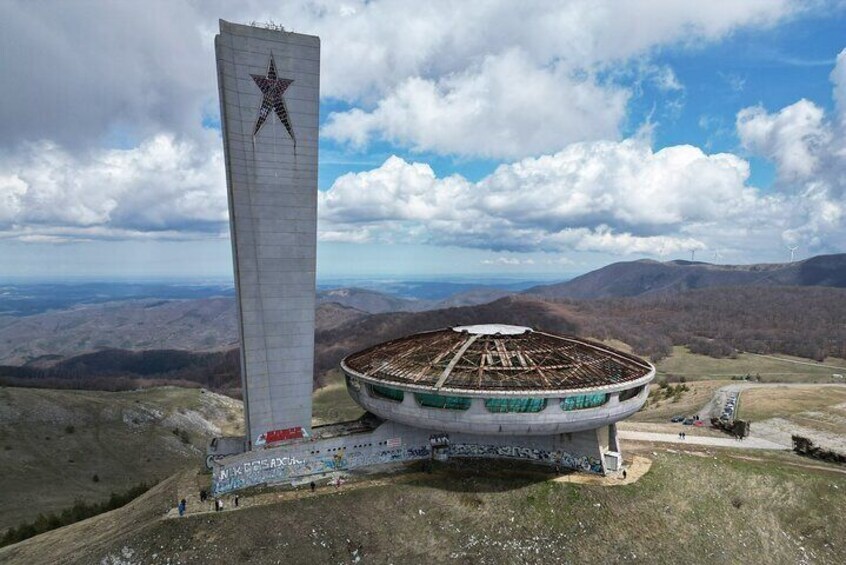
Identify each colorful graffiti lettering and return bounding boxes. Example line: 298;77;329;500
449;443;603;473
213;444;432;495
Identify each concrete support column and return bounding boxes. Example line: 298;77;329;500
608;423;620;453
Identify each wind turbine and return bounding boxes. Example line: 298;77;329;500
712;250;722;263
690;248;696;262
788;245;799;262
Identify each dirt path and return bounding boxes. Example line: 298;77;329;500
746;353;846;371
619;430;786;450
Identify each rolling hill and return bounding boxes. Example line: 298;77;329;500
525;253;846;299
2;448;844;564
0;301;367;366
0;387;243;532
317;287;427;313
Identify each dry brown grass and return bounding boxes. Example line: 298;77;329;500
656;346;846;383
738;386;846;422
630;380;724;423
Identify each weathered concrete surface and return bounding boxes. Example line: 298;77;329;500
215;20;319;444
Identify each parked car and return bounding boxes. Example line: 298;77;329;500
670;415;685;423
683;418;695;425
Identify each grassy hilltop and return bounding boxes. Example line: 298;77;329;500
1;448;844;564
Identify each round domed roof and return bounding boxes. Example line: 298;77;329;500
342;326;654;395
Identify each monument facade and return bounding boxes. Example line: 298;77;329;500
215;20;320;445
209;21;653;496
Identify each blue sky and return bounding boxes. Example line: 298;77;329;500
1;1;845;281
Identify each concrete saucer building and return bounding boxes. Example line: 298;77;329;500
343;325;653;440
208;21;655;495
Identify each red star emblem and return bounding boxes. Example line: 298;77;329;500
251;54;295;143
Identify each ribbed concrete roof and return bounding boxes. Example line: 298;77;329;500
342;327;653;393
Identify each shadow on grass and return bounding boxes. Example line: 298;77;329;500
402;458;569;493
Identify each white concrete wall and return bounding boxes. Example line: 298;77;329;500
346;377;650;435
215;20;319;444
212;420;607;494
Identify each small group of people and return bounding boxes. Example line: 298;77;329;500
178;491;241;515
213;495;239;511
678;431;687;440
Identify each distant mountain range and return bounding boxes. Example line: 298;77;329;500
2;253;845;369
525;253;846;299
316;286;514;313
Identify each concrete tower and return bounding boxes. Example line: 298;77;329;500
215;20;320;446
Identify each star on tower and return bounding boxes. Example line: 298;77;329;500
251;54;295;143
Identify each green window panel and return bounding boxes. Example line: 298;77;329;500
561;393;608;411
415;393;472;410
369;384;404;402
484;398;547;413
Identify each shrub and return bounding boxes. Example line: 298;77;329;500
65;425;75;434
172;427;191;445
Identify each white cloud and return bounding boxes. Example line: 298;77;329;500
0;0;829;249
0;134;227;240
303;0;799;101
737;99;830;179
323;49;628;159
314;0;799;157
481;257;536;266
735;50;846;251
2;0;800;156
318;139;783;255
832;47;846;123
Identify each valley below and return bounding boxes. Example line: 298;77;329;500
2;256;846;562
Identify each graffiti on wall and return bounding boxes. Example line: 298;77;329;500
212;440;604;495
449;443;603;473
213;444;431;495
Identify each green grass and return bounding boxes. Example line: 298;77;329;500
656;346;846;383
312;370;365;426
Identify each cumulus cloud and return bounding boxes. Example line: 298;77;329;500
0;1;213;149
0;134;227;240
318;140;782;255
0;0;826;247
0;0;802;156
735;48;846;250
323;49;628;158
832;48;846;123
315;0;799;157
737;99;830;179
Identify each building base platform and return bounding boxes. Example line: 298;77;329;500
210;414;621;495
